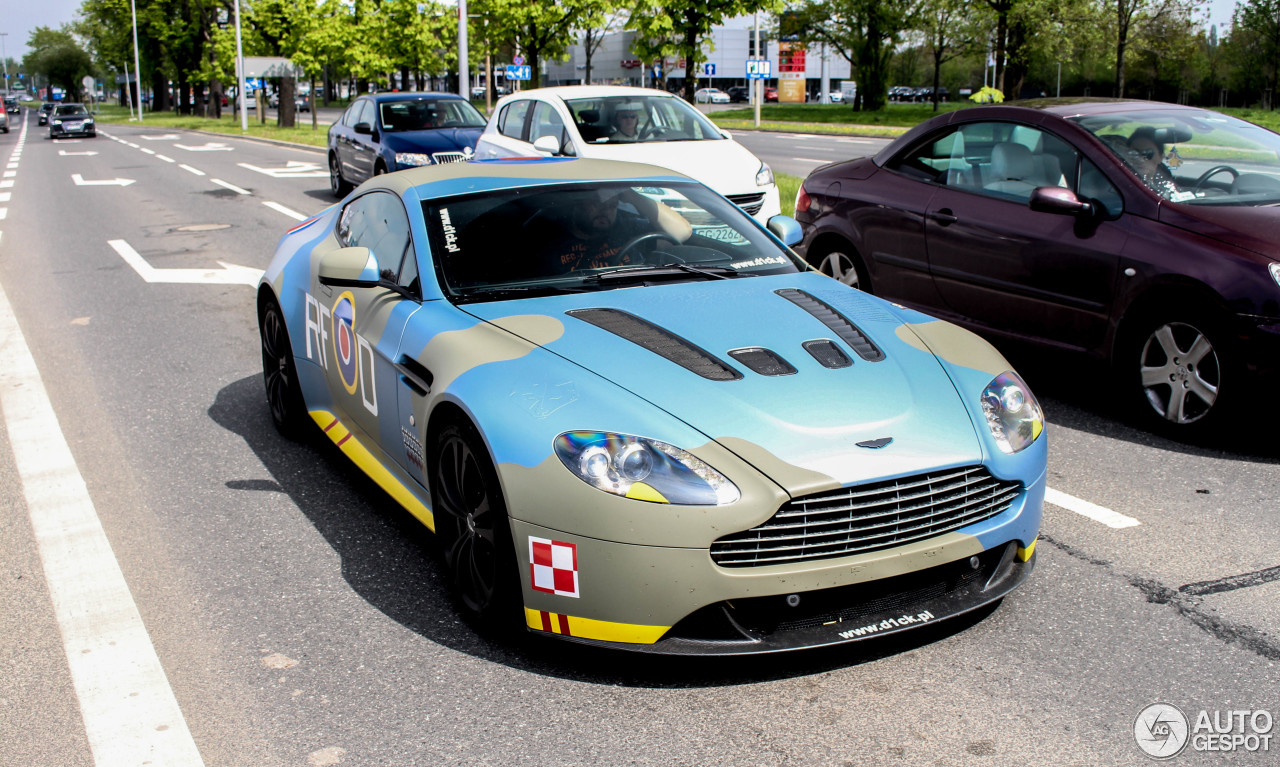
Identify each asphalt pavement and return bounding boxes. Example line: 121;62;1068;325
0;109;1277;766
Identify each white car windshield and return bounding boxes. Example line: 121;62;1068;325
1071;108;1280;206
563;94;726;144
426;181;800;302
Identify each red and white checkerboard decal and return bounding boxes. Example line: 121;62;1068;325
529;536;579;598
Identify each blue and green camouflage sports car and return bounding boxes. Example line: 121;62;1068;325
257;157;1047;654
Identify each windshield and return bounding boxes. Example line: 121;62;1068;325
425;181;801;302
1071;109;1280;206
563;94;726;144
377;98;486;132
55;105;88;116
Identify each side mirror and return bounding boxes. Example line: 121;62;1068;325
766;215;804;247
353;122;373;135
1029;186;1093;217
532;135;562;156
318;246;380;287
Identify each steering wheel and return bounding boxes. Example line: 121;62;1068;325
615;232;679;264
1192;165;1239;192
638;123;667;141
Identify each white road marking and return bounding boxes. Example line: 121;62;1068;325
238;161;327;179
108;238;263;286
72;174;136;187
140;134;180;140
179;164;206;176
156;154;175;163
262;200;308;221
140;148;155;155
0;180;12;188
1045;487;1141;529
58;150;99;156
0;208;7;220
0;280;207;767
125;142;140;148
7;162;18;168
0;192;10;202
174;142;233;152
3;170;15;178
793;157;830;164
210;178;250;195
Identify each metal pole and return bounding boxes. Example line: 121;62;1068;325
234;0;247;130
130;0;144;121
753;13;761;128
124;62;135;119
458;0;470;98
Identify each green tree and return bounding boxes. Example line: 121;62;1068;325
792;0;916;110
480;0;608;89
1231;0;1280;105
24;26;94;100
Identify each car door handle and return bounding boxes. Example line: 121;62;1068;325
928;209;958;225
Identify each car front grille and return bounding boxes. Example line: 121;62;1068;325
710;466;1022;568
726;193;765;215
432;151;470;165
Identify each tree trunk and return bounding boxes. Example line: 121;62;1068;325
682;15;700;103
278;77;296;128
584;29;594;85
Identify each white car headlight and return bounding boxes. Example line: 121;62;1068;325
1270;262;1280;288
981;372;1044;454
52;119;62;125
756;162;774;187
395;152;432;167
554;431;739;505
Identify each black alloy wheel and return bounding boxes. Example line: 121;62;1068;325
329;153;351;197
431;421;519;626
259;298;310;438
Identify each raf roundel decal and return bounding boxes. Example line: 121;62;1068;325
529;537;579;598
331;291;359;395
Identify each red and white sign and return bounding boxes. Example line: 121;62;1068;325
529;537;579;598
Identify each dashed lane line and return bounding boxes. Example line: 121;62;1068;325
179;164;206;176
262;200;307;221
1045;487;1141;529
210;178;251;195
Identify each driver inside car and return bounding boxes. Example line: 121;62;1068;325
534;187;692;274
610;102;643;140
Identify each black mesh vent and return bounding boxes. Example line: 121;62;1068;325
711;466;1022;568
802;339;852;369
728;348;796;376
776;289;885;362
726;193;766;215
567;308;742;381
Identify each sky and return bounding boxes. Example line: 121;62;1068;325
0;0;1247;64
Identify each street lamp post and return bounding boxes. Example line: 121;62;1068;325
458;0;470;98
0;34;9;98
130;0;144;120
234;0;247;131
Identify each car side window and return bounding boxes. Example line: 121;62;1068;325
342;101;364;127
355;100;375;128
529;102;573;154
897;122;1079;203
1078;157;1124;218
499;100;531;140
336;192;419;295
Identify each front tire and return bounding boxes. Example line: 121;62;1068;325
1124;310;1236;436
431;420;520;628
329;153;351;198
259;297;310;438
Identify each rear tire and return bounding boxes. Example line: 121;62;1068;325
809;241;871;292
1121;308;1238;437
329;153;352;198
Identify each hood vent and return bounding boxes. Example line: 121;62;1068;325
567;308;742;381
728;347;797;376
802;339;853;369
775;289;885;362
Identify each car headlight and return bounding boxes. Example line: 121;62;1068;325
1270;262;1280;288
85;118;94;124
52;120;61;125
553;431;740;505
755;162;774;187
981;372;1043;454
395;152;432;167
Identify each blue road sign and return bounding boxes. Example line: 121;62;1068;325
704;63;716;77
505;65;532;81
746;60;772;79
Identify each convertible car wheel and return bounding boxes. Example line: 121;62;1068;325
259;298;309;438
432;422;518;626
1131;313;1231;433
812;243;869;291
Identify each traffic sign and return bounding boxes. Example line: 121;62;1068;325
704;63;716;77
513;56;525;66
505;65;532;81
746;60;772;79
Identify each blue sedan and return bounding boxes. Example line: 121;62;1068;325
258;158;1046;653
327;92;486;196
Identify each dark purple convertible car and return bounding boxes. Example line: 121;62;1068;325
794;100;1280;436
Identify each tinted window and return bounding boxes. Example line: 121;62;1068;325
378;98;487;132
55;105;89;116
498;100;531;139
337;192;417;293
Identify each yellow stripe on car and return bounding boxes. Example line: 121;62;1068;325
524;607;669;644
1017;537;1037;562
310;410;435;531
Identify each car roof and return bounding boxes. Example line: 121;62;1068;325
496;85;682;102
364;92;465;103
359;157;694;199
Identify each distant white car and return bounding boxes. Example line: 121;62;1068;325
695;88;730;104
473;86;780;224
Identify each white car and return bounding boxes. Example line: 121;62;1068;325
473;86;781;224
695;87;730;104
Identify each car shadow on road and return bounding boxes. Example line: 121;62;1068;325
210;374;999;686
999;344;1280;464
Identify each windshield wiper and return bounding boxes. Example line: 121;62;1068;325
454;283;591;302
584;263;741;283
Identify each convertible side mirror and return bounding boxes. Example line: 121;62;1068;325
318;246;380;287
1029;186;1094;217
